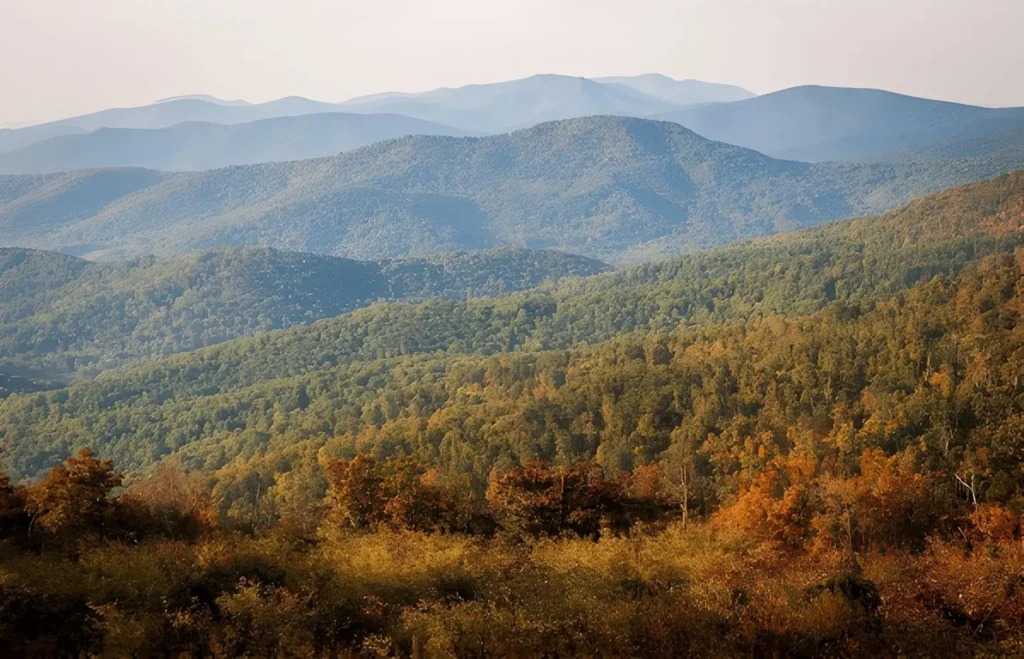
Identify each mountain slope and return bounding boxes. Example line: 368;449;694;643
656;85;1024;162
871;124;1024;167
0;116;1020;264
595;74;754;105
0;172;1018;478
0;113;475;174
0;246;606;380
340;74;678;132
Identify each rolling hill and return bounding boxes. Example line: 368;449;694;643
0;172;1018;478
0;113;475;174
656;85;1024;162
1;116;1020;264
0;245;606;382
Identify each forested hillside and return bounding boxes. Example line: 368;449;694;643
1;117;1019;263
0;172;1018;480
871;124;1024;168
0;246;605;383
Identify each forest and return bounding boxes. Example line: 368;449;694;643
0;172;1022;655
0;246;605;382
1;173;1020;480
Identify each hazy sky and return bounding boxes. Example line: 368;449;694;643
2;0;1022;126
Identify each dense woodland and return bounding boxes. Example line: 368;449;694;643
0;246;605;383
2;173;1019;479
0;173;1022;655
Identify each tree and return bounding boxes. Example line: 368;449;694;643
322;454;482;533
26;447;122;540
118;461;215;541
0;472;28;539
662;428;705;528
486;461;623;538
322;454;386;530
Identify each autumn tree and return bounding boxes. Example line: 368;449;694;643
715;453;821;549
813;449;954;552
323;454;483;533
486;461;623;538
118;461;216;541
323;454;387;530
26;447;122;541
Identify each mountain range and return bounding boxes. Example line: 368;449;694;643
0;96;346;154
2;77;1021;179
595;73;754;105
5;32;1024;651
0;115;1019;264
0;74;748;155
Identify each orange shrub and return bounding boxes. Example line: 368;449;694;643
970;503;1019;544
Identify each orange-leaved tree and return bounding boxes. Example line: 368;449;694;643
26;447;122;541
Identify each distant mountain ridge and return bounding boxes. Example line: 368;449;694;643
0;113;476;174
0;116;1019;264
339;74;746;132
6;79;1020;175
154;94;251;106
657;85;1024;162
0;74;753;157
0;96;346;154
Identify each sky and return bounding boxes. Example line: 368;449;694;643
1;0;1022;127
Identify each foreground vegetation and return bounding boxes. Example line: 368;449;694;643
3;447;1024;656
